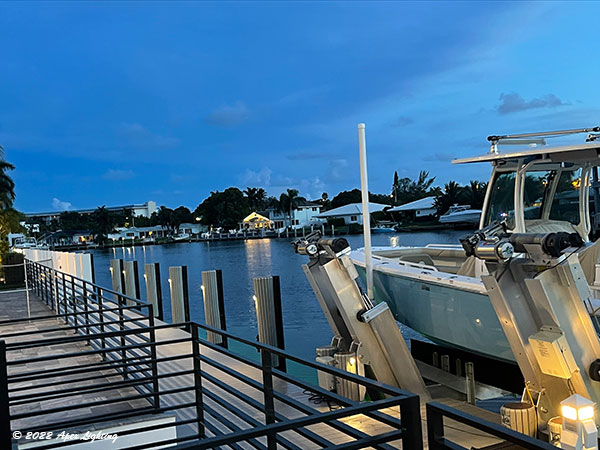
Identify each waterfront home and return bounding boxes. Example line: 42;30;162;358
314;202;387;225
388;196;437;221
241;212;273;229
108;225;167;241
267;199;323;229
178;222;206;235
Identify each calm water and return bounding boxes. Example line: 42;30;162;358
91;230;468;378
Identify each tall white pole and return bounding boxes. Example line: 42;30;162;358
358;123;373;301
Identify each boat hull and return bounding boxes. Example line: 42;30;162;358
352;256;514;362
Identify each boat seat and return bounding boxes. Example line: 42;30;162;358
398;254;436;267
525;219;579;235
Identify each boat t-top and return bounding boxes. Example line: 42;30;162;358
351;126;600;362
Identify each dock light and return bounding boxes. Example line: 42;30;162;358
200;285;204;291
349;357;356;366
560;394;598;450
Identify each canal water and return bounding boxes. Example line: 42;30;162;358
91;230;468;381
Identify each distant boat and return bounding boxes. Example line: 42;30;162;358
438;205;481;224
172;233;190;242
371;223;396;233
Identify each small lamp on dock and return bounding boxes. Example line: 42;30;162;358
560;394;597;450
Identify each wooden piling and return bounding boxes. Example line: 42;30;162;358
253;275;286;372
201;269;227;348
123;260;140;306
169;266;190;324
109;259;125;302
144;263;164;320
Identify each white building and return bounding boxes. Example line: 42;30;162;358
178;222;206;235
315;202;388;225
388;196;437;219
268;200;323;229
108;226;166;241
26;200;158;225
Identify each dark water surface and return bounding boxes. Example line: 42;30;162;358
92;230;468;379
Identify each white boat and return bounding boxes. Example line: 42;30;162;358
371;223;396;233
172;233;190;242
439;205;481;224
352;127;600;362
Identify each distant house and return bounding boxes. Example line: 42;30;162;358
108;226;167;241
267;200;323;229
388;196;437;220
179;222;206;235
315;202;387;225
241;212;273;229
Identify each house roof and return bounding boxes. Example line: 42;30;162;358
242;212;272;223
315;202;387;218
296;199;321;208
388;196;436;212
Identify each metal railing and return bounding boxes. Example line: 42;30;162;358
0;259;424;449
426;402;555;450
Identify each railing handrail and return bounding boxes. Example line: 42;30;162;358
27;258;148;308
427;401;556;450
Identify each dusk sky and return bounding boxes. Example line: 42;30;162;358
1;1;599;213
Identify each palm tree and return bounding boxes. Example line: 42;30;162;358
434;181;466;215
157;206;174;233
278;189;299;227
465;180;487;210
0;145;16;210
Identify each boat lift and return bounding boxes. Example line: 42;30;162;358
293;233;430;400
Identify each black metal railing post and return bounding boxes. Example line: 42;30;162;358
0;341;11;448
426;403;445;450
117;295;128;380
148;307;161;411
399;394;423;450
191;325;205;437
70;277;76;328
98;288;106;356
260;347;277;450
61;273;67;320
82;283;90;338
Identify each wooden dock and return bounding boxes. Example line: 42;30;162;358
0;259;554;450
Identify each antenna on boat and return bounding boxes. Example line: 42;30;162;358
487;126;600;154
358;124;374;302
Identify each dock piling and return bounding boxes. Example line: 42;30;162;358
109;259;125;302
466;362;476;404
144;263;164;320
123;260;140;306
169;266;190;324
201;270;228;348
253;275;286;371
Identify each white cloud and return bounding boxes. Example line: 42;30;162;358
52;198;72;211
239;167;272;187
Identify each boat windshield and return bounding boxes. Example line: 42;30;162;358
485;168;583;229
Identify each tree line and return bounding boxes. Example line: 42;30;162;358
25;170;489;236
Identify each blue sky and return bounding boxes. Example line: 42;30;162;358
1;1;599;213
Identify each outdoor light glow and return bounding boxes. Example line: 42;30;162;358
349;357;356;366
168;278;172;283
562;405;578;421
252;295;257;302
200;285;204;291
475;318;481;324
578;406;594;421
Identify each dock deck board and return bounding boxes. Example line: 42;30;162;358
0;287;510;449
